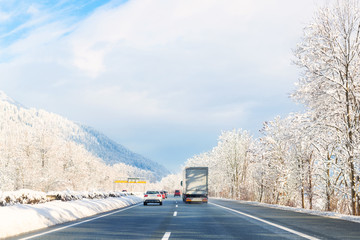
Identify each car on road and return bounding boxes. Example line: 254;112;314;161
174;190;181;197
144;190;163;205
160;191;166;199
164;191;168;198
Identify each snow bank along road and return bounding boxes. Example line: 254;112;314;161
10;198;360;240
1;195;142;239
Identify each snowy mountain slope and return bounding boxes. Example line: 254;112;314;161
0;91;169;183
73;124;170;178
0;90;25;109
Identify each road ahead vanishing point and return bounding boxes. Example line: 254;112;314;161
12;198;360;240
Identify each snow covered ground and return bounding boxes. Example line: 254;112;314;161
213;197;360;224
0;194;143;239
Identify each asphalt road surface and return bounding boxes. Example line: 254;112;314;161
11;197;360;240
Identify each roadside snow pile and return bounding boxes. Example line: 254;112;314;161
132;192;146;197
47;190;129;201
0;189;47;206
0;194;142;239
212;197;360;224
0;189;130;206
250;201;360;224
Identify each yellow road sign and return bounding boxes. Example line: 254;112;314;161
114;179;147;184
114;180;128;183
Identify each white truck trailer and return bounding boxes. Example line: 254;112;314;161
181;167;208;203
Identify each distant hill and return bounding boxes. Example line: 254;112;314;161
73;124;170;178
0;90;169;181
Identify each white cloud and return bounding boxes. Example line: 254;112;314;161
0;0;324;169
27;5;40;16
0;11;11;21
68;0;256;75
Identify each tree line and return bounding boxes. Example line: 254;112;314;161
0;98;156;192
185;0;360;216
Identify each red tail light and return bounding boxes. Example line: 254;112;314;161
144;194;148;197
157;194;161;197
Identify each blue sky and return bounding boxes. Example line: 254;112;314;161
0;0;324;173
0;1;111;44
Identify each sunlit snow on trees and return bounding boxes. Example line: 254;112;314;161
183;0;360;216
0;92;155;192
2;0;360;217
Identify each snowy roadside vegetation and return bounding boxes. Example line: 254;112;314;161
0;189;47;206
185;0;360;217
0;190;142;239
0;189;133;206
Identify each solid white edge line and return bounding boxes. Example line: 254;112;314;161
20;203;141;240
173;211;177;216
210;202;319;240
161;232;171;240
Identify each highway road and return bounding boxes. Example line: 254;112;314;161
11;197;360;240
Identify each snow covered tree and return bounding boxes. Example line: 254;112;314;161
259;116;294;205
286;113;322;209
293;0;360;215
185;129;254;200
158;173;182;192
214;129;253;199
0;92;157;192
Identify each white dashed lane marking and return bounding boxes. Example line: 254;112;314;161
161;232;171;240
210;203;319;240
